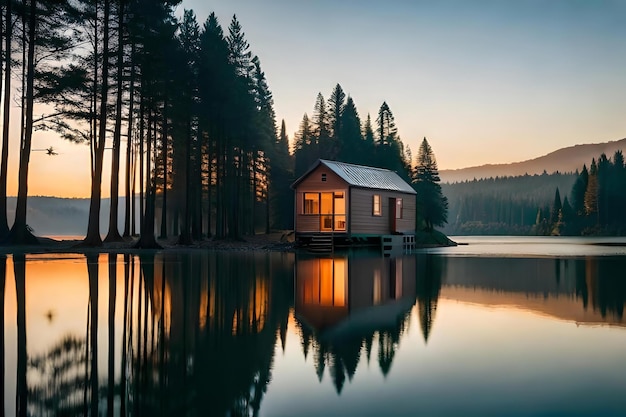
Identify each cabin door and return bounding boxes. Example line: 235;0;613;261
388;197;402;233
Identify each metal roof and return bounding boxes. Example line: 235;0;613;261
293;159;416;194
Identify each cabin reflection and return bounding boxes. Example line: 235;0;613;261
295;254;416;393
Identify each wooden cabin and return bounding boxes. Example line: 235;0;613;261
291;159;416;245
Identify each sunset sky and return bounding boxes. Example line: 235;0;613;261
4;0;626;197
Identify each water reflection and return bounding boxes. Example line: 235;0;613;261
441;256;625;324
15;254;27;417
1;249;626;416
128;252;294;416
295;255;418;392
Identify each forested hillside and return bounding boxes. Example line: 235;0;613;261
442;172;577;235
535;151;626;236
440;138;626;183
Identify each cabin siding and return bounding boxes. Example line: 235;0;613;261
294;166;349;233
350;188;416;235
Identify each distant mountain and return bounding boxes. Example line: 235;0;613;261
440;138;626;183
7;196;141;238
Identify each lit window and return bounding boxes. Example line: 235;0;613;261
373;194;381;216
304;193;319;214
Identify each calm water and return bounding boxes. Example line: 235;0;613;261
2;237;626;416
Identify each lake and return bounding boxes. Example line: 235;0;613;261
2;237;626;416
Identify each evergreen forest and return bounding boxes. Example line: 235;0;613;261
442;172;577;235
535;151;626;236
0;1;449;246
444;149;626;237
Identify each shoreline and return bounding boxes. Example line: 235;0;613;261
0;230;457;255
0;233;296;255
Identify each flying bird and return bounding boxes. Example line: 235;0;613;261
32;146;58;156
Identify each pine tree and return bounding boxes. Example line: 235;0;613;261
550;187;562;226
362;113;376;166
270;120;294;230
104;0;128;243
0;0;13;238
337;96;361;163
198;11;233;238
612;150;626;228
374;101;407;177
550;187;563;235
584;158;598;220
571;164;588;216
561;196;574;234
327;83;345;158
412;138;448;231
176;9;202;244
294;113;314;177
312;92;330;159
10;0;76;244
375;101;397;146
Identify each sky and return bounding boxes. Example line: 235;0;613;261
4;0;626;197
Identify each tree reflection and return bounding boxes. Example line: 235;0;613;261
576;257;626;319
120;254;131;417
0;255;5;415
415;254;444;343
28;335;87;416
294;254;416;393
86;253;99;417
6;249;626;416
107;254;116;417
14;254;27;417
124;252;293;416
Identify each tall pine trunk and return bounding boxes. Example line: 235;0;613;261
124;43;136;238
84;0;111;246
192;127;202;239
105;0;125;242
10;0;37;245
0;1;12;238
159;99;168;239
135;105;159;248
139;96;144;235
178;117;192;244
206;133;212;237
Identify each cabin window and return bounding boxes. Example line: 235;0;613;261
304;193;319;214
321;173;327;182
373;194;381;216
395;198;403;219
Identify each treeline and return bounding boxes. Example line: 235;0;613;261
292;87;448;230
442;172;577;235
292;85;412;180
0;0;293;246
536;150;626;236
